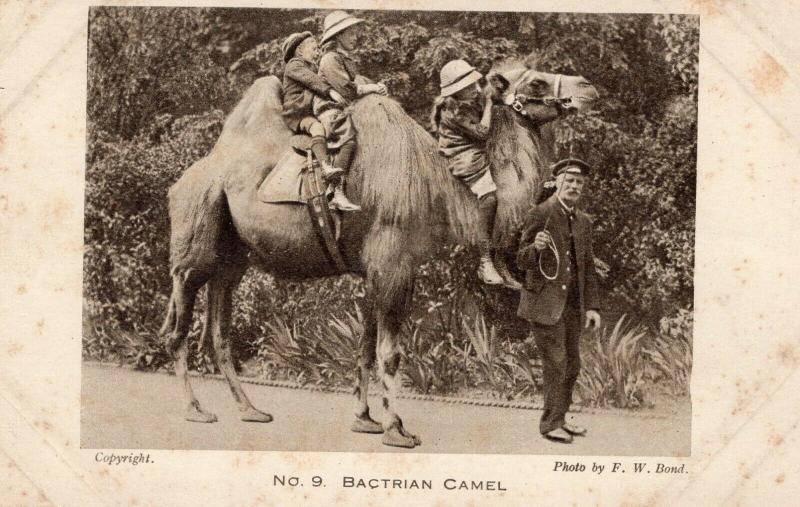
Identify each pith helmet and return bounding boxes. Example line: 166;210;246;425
551;158;592;178
321;11;365;44
439;59;483;97
282;31;314;62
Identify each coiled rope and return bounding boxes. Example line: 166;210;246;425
538;181;563;280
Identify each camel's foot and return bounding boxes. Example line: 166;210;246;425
240;407;273;423
185;406;217;423
351;413;384;434
382;420;421;448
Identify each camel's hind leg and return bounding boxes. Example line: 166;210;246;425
207;263;273;423
163;270;217;423
350;297;382;434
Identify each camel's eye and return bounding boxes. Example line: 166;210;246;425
522;79;549;96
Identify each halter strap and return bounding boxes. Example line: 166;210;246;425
504;72;570;117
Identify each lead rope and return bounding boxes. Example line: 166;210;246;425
538;177;564;280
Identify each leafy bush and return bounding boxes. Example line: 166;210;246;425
83;110;225;337
645;307;693;395
401;320;467;395
577;316;649;408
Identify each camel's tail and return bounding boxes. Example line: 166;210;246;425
159;293;176;337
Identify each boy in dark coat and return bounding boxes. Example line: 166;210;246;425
281;31;347;181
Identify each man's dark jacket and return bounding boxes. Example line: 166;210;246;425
516;194;600;325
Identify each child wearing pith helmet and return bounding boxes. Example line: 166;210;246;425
280;31;347;182
431;59;518;288
314;10;388;211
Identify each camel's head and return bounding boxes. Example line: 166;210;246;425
486;59;599;126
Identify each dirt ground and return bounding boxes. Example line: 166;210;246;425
80;362;691;455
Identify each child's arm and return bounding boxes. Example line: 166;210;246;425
285;58;334;98
319;53;358;101
480;94;492;130
441;100;490;142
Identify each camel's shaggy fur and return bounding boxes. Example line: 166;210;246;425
487;106;547;246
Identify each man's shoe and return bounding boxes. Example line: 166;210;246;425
543;427;573;443
477;257;504;285
562;423;587;436
329;183;362;212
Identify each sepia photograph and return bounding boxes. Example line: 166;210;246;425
79;6;697;455
8;0;800;504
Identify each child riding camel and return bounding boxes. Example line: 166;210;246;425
281;32;348;188
431;59;518;288
315;10;388;212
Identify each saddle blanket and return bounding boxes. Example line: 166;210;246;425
258;149;329;204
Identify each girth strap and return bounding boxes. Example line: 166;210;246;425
303;152;348;273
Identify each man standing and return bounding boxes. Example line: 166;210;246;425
516;158;602;444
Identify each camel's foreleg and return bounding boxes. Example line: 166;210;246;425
374;274;420;449
351;297;382;434
207;267;272;423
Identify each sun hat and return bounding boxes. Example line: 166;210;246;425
282;31;314;62
321;11;365;45
439;59;483;97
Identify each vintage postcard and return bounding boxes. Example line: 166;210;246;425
1;0;798;505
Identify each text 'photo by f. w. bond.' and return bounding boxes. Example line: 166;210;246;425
82;7;696;455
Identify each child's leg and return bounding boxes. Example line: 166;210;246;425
474;191;503;285
329;137;361;211
478;189;522;289
300;117;343;180
299;117;330;166
477;191;497;242
333;139;356;173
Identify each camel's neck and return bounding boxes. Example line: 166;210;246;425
487;107;548;190
483;107;551;246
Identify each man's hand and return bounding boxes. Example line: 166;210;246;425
533;231;551;251
329;89;347;105
585;310;601;331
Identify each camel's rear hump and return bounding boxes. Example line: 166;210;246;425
167;155;230;279
164;76;288;285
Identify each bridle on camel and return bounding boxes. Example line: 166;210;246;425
503;72;571;116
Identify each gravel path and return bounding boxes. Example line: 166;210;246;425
81;362;690;455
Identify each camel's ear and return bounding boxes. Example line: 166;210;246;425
523;51;540;69
486;73;510;99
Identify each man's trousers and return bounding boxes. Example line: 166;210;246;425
532;303;582;434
